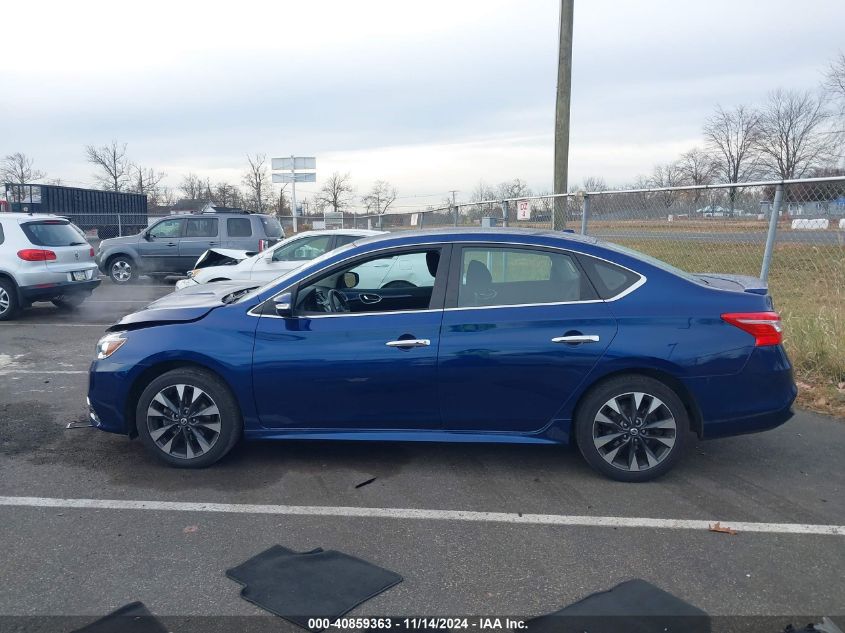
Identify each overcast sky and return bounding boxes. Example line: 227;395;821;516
1;0;843;207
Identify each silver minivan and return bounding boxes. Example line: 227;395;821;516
0;213;100;320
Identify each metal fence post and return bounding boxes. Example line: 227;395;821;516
502;200;509;227
117;212;122;237
760;183;784;282
418;212;424;229
580;194;590;235
453;204;459;227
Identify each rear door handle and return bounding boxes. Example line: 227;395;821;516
552;335;600;344
386;339;430;348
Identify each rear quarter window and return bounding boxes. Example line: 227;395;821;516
260;216;283;238
578;254;642;300
227;217;253;237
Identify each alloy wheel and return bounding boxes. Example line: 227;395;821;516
592;391;677;472
0;287;9;314
146;384;222;459
111;260;132;282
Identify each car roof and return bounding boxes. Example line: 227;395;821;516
352;226;598;247
289;229;383;237
0;212;67;223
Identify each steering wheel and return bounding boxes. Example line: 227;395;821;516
327;289;350;313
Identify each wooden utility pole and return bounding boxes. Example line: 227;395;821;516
553;0;574;228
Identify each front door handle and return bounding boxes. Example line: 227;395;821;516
360;293;381;305
166;242;177;247
552;334;600;344
386;339;430;348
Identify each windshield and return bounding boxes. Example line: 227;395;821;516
21;220;87;246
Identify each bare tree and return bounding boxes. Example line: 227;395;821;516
85;141;130;191
495;178;532;200
242;153;272;213
677;147;718;204
825;52;845;108
755;89;839;179
649;161;683;208
276;184;290;216
212;182;242;207
129;164;167;205
1;152;46;186
316;172;354;213
580;176;607;192
361;180;397;215
179;173;205;200
703;105;761;184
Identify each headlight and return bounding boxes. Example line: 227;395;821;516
188;269;199;278
96;332;126;360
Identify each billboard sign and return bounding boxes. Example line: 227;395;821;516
272;156;316;171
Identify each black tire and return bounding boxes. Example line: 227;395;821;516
575;374;689;482
108;255;136;284
0;278;19;321
52;292;90;310
135;368;242;468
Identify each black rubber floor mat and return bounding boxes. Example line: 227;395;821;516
71;601;168;633
526;579;710;633
226;545;403;631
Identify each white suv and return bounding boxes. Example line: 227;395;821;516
0;213;100;320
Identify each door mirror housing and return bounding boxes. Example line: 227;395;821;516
341;271;359;289
273;292;293;317
143;231;153;241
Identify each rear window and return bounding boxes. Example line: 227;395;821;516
227;217;253;237
260;216;283;238
21;220;86;247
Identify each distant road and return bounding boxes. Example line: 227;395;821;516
591;230;844;246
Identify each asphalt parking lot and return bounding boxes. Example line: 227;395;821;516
0;279;843;629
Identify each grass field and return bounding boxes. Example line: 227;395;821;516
615;238;845;416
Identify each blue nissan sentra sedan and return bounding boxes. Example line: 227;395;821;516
88;228;796;481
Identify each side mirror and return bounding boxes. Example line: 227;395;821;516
341;271;359;289
273;292;293;317
144;231;155;241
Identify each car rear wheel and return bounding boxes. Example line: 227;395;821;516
575;375;689;482
0;278;19;321
136;368;242;468
109;256;136;284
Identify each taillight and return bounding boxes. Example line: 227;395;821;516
721;311;783;346
258;239;269;251
89;247;95;257
18;249;57;261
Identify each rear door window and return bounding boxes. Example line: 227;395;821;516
272;235;332;262
456;246;596;308
20;220;86;246
227;217;253;237
185;217;218;237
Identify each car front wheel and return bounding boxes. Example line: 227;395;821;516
575;375;689;482
136;368;242;468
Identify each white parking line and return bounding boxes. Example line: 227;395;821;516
1;496;842;536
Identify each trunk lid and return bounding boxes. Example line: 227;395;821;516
694;273;768;295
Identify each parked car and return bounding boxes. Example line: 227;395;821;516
175;229;382;290
95;210;283;284
88;228;796;481
0;213;100;321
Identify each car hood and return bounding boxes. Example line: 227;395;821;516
109;280;261;330
99;234;141;249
